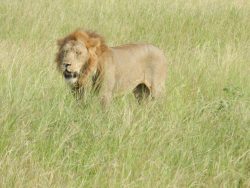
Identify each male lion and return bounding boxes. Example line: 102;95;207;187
55;29;167;107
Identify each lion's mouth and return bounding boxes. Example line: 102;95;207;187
64;70;78;79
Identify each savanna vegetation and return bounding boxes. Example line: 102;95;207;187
0;0;249;187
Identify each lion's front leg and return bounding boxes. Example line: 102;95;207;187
99;81;114;108
99;72;115;109
98;61;115;109
100;92;112;109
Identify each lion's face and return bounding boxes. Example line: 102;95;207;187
56;30;108;89
58;40;89;84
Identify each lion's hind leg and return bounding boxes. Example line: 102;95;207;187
133;83;150;104
151;80;165;100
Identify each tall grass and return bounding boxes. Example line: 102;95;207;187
0;0;249;187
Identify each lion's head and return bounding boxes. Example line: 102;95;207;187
56;29;107;87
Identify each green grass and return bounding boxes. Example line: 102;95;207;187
0;0;250;187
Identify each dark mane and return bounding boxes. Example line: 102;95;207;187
57;29;108;51
83;30;108;55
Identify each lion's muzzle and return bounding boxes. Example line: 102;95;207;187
63;70;78;79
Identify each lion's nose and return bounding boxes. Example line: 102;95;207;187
64;63;71;68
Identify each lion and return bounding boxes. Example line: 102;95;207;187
55;29;167;107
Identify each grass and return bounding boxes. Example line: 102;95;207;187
0;0;250;187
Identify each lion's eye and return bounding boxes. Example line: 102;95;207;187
76;51;82;55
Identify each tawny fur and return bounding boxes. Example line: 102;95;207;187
55;29;167;107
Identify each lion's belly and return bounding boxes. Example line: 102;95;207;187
113;59;151;94
114;70;145;94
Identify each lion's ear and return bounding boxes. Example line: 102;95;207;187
88;38;101;48
57;38;64;47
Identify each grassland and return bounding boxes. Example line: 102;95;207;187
0;0;249;187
